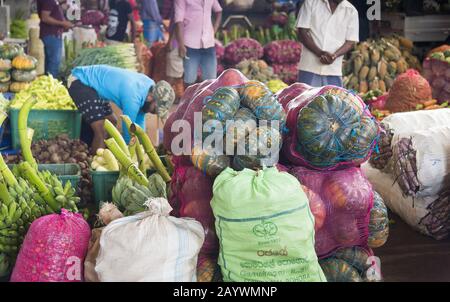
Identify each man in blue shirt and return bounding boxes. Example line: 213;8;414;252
68;65;175;153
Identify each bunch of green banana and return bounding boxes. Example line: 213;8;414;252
37;170;79;212
112;173;167;216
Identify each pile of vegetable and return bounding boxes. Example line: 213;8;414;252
423;47;450;103
235;59;277;83
0;44;38;93
264;40;301;64
384;69;432;113
343;36;421;93
267;79;288;93
91;148;119;172
10;75;77;110
97;117;170;215
272;63;297;84
224;38;264;66
9;11;28;39
5;134;93;205
0;100;81;274
215;12;298;46
63;44;139;78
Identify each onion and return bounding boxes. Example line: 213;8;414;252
98;203;123;225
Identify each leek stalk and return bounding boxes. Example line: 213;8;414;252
129;123;171;182
104;138;149;186
18;98;37;168
104;119;130;157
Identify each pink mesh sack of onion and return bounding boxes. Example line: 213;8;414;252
289;166;374;258
11;210;90;282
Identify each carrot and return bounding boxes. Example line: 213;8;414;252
424;104;441;110
422;99;437;107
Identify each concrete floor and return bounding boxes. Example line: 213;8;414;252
376;213;450;282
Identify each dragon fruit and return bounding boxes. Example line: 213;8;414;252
272;63;298;84
264;40;302;64
224;38;263;65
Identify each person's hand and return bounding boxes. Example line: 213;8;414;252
61;20;74;30
178;45;187;58
319;51;335;65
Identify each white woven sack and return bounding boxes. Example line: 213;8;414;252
381;108;450;135
362;163;435;237
95;198;205;282
391;126;450;197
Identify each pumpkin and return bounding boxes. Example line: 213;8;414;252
11;70;37;82
333;246;371;274
241;80;287;126
224;107;257;152
302;186;326;231
331;215;360;246
0;44;23;60
241;80;270;107
9;82;31;93
322;169;373;214
11;55;37;71
232;126;281;171
0;71;11;83
319;258;363;282
202;87;240;133
0;82;9;93
191;145;230;177
0;59;12;72
197;257;219;282
296;94;377;167
368;191;389;249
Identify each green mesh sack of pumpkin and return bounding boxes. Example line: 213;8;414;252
232;126;282;171
283;86;380;170
240;80;287;128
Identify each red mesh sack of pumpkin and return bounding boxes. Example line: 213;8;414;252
276;82;312;109
169;162;219;256
283;85;380;170
290;166;374;258
384;69;432;113
163;83;201;151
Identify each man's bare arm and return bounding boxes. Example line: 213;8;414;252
41;10;72;29
175;22;186;58
297;28;323;57
213;12;222;34
334;41;356;59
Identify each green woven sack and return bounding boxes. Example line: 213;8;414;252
211;167;326;282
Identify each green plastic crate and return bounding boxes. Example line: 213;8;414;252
9;109;82;150
90;170;121;205
7;163;81;188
